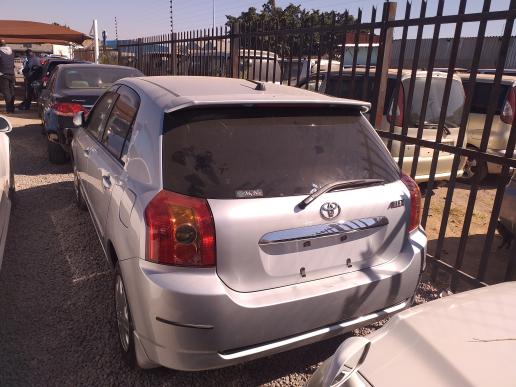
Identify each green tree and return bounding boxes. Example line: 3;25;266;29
225;0;355;57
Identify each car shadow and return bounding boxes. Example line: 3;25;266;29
8;122;72;176
427;234;516;288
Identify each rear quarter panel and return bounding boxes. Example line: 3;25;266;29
108;91;164;262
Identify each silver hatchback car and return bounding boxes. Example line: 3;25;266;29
70;76;427;371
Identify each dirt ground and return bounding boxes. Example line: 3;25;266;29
425;178;516;286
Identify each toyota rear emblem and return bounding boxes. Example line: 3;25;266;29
320;202;341;220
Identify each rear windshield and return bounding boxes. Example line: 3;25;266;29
405;77;465;127
464;81;510;115
60;67;142;89
47;60;72;74
162;106;399;199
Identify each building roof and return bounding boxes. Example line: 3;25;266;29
122;76;370;112
0;20;88;44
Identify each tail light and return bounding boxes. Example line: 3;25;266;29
51;102;87;117
387;84;405;127
42;75;49;87
144;190;216;266
400;172;421;233
501;87;515;124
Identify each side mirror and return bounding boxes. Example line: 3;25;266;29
72;111;84;128
0;115;12;133
307;337;371;387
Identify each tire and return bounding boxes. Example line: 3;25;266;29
459;152;488;183
73;165;87;211
47;140;68;164
114;263;138;369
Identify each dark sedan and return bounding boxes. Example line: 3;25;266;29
41;63;143;163
34;58;90;103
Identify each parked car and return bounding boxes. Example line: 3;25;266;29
0;115;14;269
70;76;426;371
307;281;516;387
40;63;143;163
458;73;516;181
302;70;468;183
33;58;90;101
498;172;516;246
280;58;342;85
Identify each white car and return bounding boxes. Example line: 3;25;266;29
307;281;516;387
0;115;13;269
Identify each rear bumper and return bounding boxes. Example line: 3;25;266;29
394;153;465;183
119;228;426;371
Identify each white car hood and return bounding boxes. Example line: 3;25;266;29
361;282;516;387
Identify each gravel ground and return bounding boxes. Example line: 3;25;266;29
0;109;440;386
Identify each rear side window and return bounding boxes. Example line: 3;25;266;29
162;106;399;199
101;86;140;162
85;92;118;140
465;81;509;115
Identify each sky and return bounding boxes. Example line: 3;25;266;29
2;0;513;41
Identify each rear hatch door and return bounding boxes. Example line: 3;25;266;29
402;75;465;156
162;105;408;292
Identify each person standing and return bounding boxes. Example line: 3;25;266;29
0;39;15;113
19;49;41;110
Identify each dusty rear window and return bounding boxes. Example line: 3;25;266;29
162;106;399;199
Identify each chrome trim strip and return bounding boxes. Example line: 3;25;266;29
155;316;214;330
259;216;388;245
219;300;408;360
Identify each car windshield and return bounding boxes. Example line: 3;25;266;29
404;77;465;127
162;106;399;199
61;67;141;89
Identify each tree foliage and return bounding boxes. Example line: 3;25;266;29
225;0;356;57
226;0;354;29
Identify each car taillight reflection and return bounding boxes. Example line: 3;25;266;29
144;190;216;267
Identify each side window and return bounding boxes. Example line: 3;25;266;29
101;86;140;163
85;92;118;139
47;71;57;91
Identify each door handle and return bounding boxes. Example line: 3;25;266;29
83;147;90;157
102;174;112;190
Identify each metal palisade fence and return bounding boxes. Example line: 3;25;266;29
75;0;516;291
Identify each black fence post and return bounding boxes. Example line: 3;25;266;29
171;33;177;75
372;1;397;129
137;37;143;73
117;40;121;66
230;23;241;78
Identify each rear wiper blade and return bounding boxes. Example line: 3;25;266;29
297;179;385;210
416;122;451;135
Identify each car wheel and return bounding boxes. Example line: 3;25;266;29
114;263;137;368
459;154;487;183
73;165;87;211
47;140;68;164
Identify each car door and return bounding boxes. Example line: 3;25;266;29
74;90;119;214
84;85;140;241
